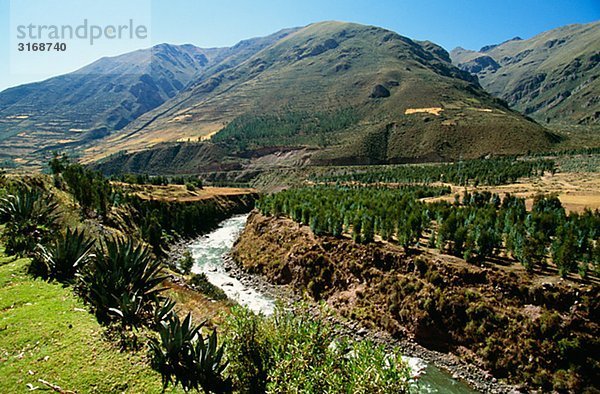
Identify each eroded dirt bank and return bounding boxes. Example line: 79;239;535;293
232;211;599;393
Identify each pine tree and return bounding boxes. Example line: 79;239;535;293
362;215;374;244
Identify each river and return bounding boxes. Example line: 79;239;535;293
188;214;478;394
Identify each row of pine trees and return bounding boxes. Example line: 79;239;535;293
313;157;556;186
258;186;600;277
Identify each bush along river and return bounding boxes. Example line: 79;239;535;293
186;214;494;394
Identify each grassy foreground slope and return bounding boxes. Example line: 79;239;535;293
0;251;181;393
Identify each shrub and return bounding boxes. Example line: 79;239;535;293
224;305;410;393
0;187;60;256
62;164;113;215
79;237;166;327
31;227;94;283
189;273;228;301
179;249;195;275
223;307;272;393
149;312;231;393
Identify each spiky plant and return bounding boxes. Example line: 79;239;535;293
108;292;146;329
32;228;94;282
0;187;60;256
193;329;231;394
153;297;177;328
79;237;166;326
149;312;231;393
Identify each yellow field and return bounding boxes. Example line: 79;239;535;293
114;183;257;202
423;172;600;213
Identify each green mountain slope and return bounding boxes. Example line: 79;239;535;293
89;21;556;166
451;21;600;125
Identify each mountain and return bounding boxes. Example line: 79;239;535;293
451;21;600;125
0;44;221;168
86;21;556;169
0;28;298;169
0;21;558;170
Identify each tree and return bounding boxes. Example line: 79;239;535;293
516;233;545;272
451;226;467;256
352;215;362;243
475;227;497;260
362;215;374;244
552;225;578;277
48;152;69;175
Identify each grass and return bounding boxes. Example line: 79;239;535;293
0;250;182;393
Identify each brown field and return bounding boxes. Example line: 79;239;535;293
404;107;444;116
113;182;257;202
422;172;600;213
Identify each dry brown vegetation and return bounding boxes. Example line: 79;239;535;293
113;182;257;202
163;279;232;329
422;172;600;213
404;107;444;116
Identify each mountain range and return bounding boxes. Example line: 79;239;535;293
2;20;596;171
451;21;599;125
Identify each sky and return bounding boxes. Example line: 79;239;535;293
0;0;599;91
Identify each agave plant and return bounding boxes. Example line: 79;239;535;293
0;186;59;224
32;228;94;282
79;237;166;326
0;187;60;256
193;329;231;394
153;297;177;328
149;312;232;393
108;291;146;329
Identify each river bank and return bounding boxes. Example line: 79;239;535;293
171;214;525;393
231;211;598;392
221;253;519;394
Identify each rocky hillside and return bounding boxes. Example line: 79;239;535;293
451;21;600;125
232;211;599;392
0;44;221;169
89;21;557;172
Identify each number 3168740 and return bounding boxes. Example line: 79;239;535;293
17;42;67;51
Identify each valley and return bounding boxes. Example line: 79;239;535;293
0;10;599;394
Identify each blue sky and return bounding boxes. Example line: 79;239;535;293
1;0;599;91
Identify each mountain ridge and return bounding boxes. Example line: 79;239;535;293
0;28;299;168
85;21;555;168
450;21;600;125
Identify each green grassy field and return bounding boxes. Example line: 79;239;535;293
0;250;182;393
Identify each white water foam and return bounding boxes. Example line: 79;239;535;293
188;214;275;315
